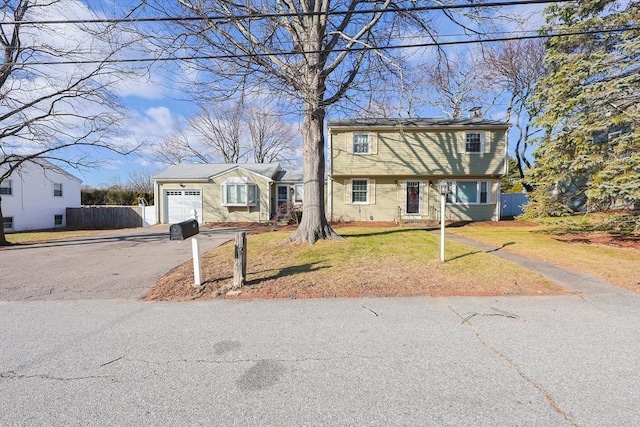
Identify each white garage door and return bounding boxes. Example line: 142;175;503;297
164;189;203;224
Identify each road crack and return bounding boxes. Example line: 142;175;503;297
449;306;580;427
1;370;114;382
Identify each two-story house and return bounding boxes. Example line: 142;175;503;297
327;118;510;222
1;158;82;232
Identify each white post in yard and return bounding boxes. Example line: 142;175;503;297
192;237;202;287
438;181;449;263
440;194;446;262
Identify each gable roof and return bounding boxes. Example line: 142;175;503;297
328;117;510;129
274;169;303;182
2;157;82;183
153;163;282;181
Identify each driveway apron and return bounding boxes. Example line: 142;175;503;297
0;225;238;301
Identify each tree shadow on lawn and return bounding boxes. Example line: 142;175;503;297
342;228;437;238
446;242;516;261
486;242;516;252
245;262;331;286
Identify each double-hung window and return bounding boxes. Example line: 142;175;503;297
54;214;63;226
464;131;484;153
222;178;257;206
53;183;63;197
353;133;370;154
0;180;12;195
446;180;490;204
351;179;368;203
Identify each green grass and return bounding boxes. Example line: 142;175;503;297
146;226;564;301
449;222;640;291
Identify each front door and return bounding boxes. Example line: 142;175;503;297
406;181;421;215
276;185;290;217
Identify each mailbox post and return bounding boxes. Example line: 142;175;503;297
169;219;202;286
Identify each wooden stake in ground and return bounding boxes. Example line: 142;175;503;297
233;232;247;288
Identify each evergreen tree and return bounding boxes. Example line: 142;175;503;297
526;0;640;216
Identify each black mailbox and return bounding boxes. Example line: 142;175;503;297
170;219;199;240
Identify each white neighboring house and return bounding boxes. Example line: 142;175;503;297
1;159;82;232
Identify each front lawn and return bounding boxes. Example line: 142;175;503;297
145;226;564;301
2;229;105;245
449;221;640;292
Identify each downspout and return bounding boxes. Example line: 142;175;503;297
153;179;160;224
327;130;333;221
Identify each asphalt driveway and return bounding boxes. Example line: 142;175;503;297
0;225;239;301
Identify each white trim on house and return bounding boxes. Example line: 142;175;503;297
443;179;491;205
402;180;423;217
163;188;203;224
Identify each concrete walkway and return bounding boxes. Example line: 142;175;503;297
442;231;631;295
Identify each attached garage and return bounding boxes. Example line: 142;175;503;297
164;189;203;223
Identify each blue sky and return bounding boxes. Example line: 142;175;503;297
19;0;547;188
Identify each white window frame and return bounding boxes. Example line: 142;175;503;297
221;178;257;207
54;214;64;226
353;133;370;154
464;131;485;153
53;183;63;197
445;180;491;205
3;216;13;230
0;180;12;196
294;184;303;203
351;179;369;204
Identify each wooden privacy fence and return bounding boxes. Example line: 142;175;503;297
66;206;146;229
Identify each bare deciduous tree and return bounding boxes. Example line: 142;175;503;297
189;102;246;164
246;106;299;165
143;0;506;243
482;38;546;189
420;54;487;119
0;0;140;245
153;101;300;166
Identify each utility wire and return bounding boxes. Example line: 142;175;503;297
0;0;573;26
8;25;636;67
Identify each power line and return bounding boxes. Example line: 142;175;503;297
0;0;572;26
8;25;636;67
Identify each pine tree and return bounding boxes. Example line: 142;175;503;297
526;0;640;216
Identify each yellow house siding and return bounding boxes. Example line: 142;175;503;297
332;177;500;222
157;168;274;224
331;128;506;176
208;168;272;223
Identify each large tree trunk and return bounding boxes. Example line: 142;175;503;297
289;106;341;244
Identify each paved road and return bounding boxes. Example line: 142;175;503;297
1;295;639;426
0;225;239;301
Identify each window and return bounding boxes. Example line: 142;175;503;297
465;132;484;153
351;179;368;203
54;214;63;226
53;183;63;197
2;217;13;230
294;184;303;203
353;133;370;154
480;181;488;203
0;180;11;195
222;178;257;206
445;180;491;204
